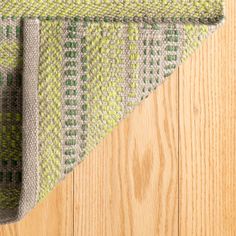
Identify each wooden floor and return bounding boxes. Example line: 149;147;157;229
0;1;235;235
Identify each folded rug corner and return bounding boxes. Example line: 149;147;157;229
0;0;225;224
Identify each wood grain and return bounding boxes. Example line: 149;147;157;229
0;0;235;235
179;0;236;235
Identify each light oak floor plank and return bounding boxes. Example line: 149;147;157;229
179;0;236;235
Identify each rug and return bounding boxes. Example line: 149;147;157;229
0;0;224;224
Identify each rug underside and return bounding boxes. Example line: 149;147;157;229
0;0;224;224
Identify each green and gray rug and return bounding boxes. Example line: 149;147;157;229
0;0;224;224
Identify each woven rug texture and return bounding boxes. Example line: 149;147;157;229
0;0;224;224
